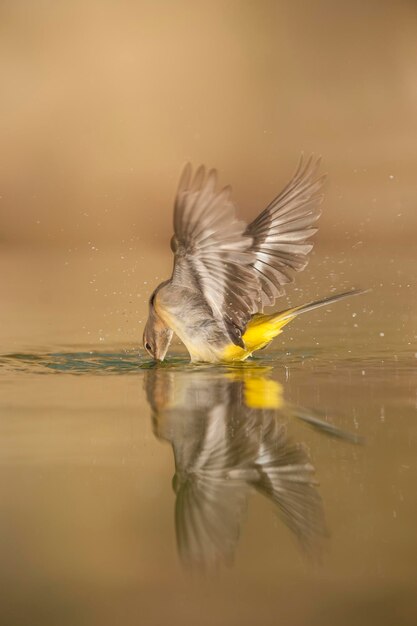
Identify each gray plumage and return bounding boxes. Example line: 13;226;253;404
170;155;324;335
143;155;326;361
245;155;324;306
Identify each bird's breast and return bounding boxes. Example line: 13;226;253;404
154;284;232;362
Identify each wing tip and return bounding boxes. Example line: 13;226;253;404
178;162;192;193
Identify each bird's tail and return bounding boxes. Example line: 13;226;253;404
278;288;367;322
243;289;366;352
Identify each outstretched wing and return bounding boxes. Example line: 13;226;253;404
171;164;261;334
246;155;325;308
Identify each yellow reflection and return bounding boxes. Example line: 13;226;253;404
225;366;284;409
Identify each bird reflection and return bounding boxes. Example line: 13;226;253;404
144;365;330;571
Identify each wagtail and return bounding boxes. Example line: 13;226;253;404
143;156;363;362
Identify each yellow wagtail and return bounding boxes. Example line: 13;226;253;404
143;156;363;362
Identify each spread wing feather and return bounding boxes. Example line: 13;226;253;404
170;155;324;332
246;154;325;307
171;164;261;331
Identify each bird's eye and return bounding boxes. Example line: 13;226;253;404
145;342;152;352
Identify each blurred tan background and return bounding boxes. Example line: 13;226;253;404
1;0;416;249
1;0;416;351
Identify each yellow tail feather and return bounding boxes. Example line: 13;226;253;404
222;289;366;361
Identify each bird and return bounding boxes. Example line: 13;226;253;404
143;155;363;362
145;365;328;570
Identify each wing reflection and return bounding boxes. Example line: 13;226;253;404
144;366;328;570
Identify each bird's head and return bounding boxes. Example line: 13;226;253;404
143;292;173;361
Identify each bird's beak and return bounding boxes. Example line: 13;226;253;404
154;327;174;362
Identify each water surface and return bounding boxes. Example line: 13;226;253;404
1;248;416;626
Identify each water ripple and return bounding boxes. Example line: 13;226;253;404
0;347;415;376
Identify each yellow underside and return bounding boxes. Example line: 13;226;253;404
221;310;296;362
